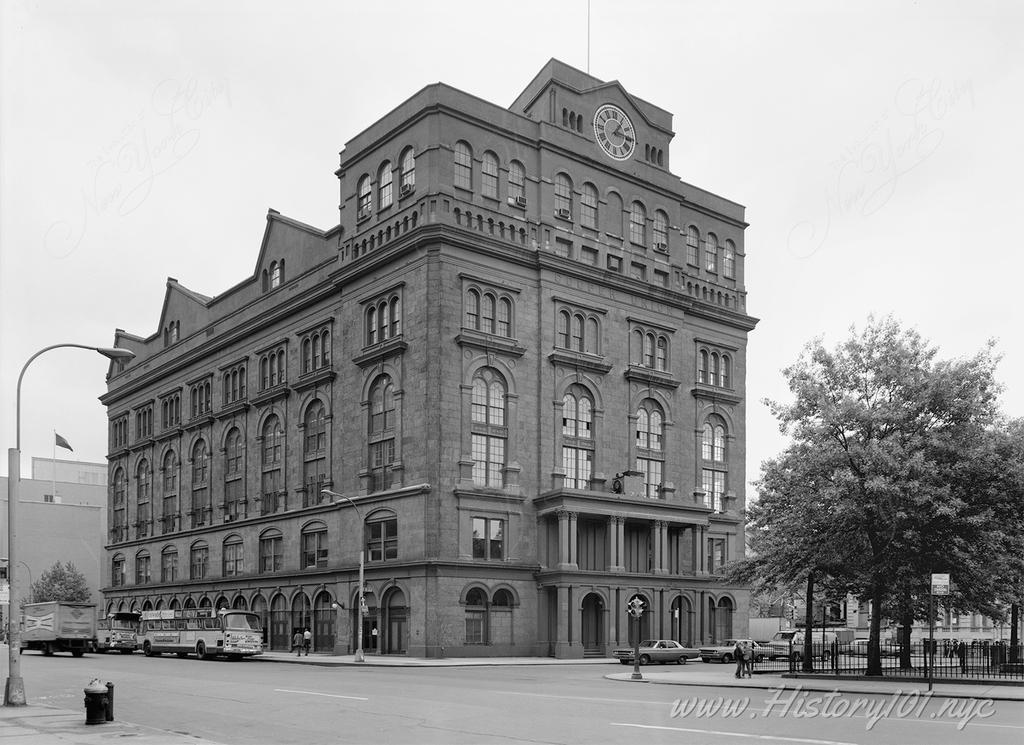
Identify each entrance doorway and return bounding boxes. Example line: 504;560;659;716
384;588;407;654
581;593;604;655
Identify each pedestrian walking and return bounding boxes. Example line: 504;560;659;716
733;640;744;678
302;627;312;656
957;638;968;674
743;642;754;678
292;629;303;657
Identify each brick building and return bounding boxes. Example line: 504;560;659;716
101;59;757;658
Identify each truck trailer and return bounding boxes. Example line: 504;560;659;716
21;602;97;657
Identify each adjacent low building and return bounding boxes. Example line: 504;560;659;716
101;60;757;657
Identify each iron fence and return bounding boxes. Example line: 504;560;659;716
748;640;1024;681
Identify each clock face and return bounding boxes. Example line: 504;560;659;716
593;104;636;161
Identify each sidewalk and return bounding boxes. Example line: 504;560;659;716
2;654;1019;744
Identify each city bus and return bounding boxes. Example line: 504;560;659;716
95;610;142;654
138;608;263;660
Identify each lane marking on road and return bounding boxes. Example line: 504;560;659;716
611;722;857;744
274;688;368;701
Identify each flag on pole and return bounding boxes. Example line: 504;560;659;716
55;432;73;451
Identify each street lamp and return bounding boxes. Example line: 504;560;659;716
5;344;135;706
321;489;366;662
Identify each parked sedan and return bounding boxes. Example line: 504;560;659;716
700;639;768;664
613;639;701;665
846;639;898;657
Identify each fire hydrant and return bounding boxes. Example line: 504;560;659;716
84;678;108;725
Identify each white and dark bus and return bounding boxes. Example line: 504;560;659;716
139;608;263;660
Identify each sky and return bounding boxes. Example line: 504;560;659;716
2;0;1022;496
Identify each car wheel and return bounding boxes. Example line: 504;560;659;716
722;654;732;664
639;654;651;665
701;658;710;663
755;654;765;663
143;641;154;657
676;656;686;665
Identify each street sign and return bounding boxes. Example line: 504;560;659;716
931;573;950;595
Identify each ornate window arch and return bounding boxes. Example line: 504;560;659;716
630;201;647;246
260;415;285;514
507;160;525;202
554;173;573;217
653;210;669;249
561;384;595;489
357;174;372;217
481;151;499;199
686;225;700;266
189;540;209;580
135;458;151;538
303;399;328;504
454;141;473;190
701;416;728;512
580;182;598;228
377;160;393;209
400;146;416;192
222;534;244;576
368;375;396;493
160;545;178;582
301;521;328;569
635;399;665;498
471;368;507;487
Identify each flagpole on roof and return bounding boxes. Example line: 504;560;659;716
52;431;56;503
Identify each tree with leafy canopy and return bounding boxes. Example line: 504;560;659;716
759;316;1015;676
29;561;91;604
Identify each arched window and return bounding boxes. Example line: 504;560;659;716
636;400;665;498
481;293;496;334
465;289;480;329
706;233;719;273
687;225;700;266
721;355;731;388
269;261;282;289
136;458;151;538
465;587;488;644
222;428;244;521
710;352;720;387
497;297;512;337
301;521;328;569
357;174;372;217
698;350;710;384
454;141;472;190
643;333;655;368
259;528;283;573
368;375;395;492
367;510;398;561
723;240;736;278
303;400;328;504
554;173;573;218
507;160;525;203
134;550;151;585
222;534;243;576
653;210;669;249
481;151;499;199
656;337;668;371
111;553;125;587
190;541;209;580
580;183;598;228
366;306;378;345
160;546;178;582
561;385;594;489
191;439;210;527
630;202;647;246
400;147;415;192
161;450;178;533
377;161;393;209
702;418;728;512
261;415;285;514
471;368;507;487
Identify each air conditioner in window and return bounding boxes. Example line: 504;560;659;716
400;183;413;197
512;195;527;208
655;241;668;251
556;208;571;220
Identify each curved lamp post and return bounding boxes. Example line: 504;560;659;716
5;344;134;706
321;489;366;662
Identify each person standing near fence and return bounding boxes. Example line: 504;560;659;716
957;638;968;674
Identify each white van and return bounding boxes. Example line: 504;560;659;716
767;629;852;660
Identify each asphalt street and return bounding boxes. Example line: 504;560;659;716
7;650;1024;745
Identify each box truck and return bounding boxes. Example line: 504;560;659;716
20;602;97;657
